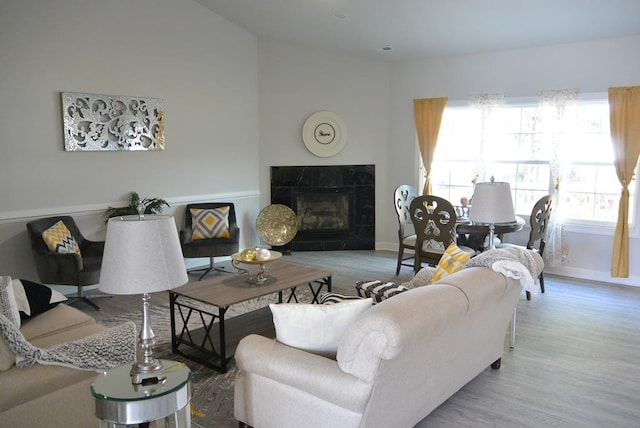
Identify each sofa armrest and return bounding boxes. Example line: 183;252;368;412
235;334;372;412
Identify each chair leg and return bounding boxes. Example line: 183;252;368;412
539;272;545;293
509;308;516;348
396;247;404;276
68;285;110;311
526;290;531;301
189;257;231;281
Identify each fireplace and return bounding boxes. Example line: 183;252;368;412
270;165;375;251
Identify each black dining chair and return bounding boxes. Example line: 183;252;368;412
393;184;418;275
500;194;553;300
409;195;475;272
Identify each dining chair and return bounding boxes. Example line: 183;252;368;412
409;195;475;272
500;194;553;300
393;184;419;275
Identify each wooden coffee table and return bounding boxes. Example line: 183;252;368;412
169;262;332;372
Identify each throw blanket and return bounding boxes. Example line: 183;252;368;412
0;314;136;371
465;247;540;294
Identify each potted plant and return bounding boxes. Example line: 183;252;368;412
104;191;170;222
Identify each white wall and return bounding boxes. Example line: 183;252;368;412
257;40;391;239
0;0;261;279
387;35;640;285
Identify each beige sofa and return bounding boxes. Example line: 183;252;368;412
0;303;106;427
234;254;543;428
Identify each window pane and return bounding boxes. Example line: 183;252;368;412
426;99;632;224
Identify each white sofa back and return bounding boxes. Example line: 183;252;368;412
336;267;521;427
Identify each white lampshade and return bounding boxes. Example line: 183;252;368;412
99;215;188;295
469;181;516;224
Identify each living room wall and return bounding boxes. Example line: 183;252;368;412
388;35;640;286
0;0;261;280
256;40;391;241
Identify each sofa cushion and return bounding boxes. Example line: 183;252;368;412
0;323;105;413
20;304;96;342
41;220;81;255
269;298;372;358
11;279;67;319
190;206;230;240
431;243;472;283
1;304;96;372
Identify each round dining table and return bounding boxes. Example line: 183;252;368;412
456;216;526;251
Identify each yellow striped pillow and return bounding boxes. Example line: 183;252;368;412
41;220;81;256
431;243;470;284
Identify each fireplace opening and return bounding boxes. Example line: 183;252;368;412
296;191;350;232
270;165;374;251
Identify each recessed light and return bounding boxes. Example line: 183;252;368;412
333;12;347;20
381;46;392;51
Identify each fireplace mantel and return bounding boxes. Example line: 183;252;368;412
270;165;375;251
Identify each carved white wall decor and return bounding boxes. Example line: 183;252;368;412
62;92;165;151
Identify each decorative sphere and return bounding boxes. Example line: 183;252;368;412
241;248;257;261
255;247;271;261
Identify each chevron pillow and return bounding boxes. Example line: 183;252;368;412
190;206;230;240
430;243;471;283
41;220;81;256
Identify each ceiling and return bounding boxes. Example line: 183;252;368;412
195;0;640;62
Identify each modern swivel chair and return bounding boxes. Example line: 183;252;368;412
501;194;553;300
26;216;105;310
393;184;419;275
180;202;240;280
409;195;475;273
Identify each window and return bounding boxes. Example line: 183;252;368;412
425;97;634;223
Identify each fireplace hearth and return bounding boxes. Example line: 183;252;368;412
270;165;375;251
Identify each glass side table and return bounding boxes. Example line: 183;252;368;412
91;360;191;428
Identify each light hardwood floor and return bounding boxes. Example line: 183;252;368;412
85;250;640;427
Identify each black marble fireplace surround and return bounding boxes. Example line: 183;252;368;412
270;165;375;251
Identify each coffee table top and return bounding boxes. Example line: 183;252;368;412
170;262;332;307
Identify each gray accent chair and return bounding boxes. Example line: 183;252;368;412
26;216;104;310
179;202;240;280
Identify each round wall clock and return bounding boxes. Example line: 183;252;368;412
302;111;347;157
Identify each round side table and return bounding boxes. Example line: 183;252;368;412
91;360;191;428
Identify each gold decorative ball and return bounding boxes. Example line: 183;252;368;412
241;248;257;261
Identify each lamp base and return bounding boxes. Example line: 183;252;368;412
487;224;497;250
130;358;166;386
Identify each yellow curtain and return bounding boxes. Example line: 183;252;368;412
609;86;640;277
414;97;448;195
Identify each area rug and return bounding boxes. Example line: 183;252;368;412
100;287;326;428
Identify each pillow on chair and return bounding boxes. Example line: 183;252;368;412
41;220;81;255
190;207;230;240
431;243;471;283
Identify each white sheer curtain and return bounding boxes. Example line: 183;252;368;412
537;89;579;267
469;93;505;184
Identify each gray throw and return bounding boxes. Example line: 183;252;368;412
465;247;539;294
0;314;136;371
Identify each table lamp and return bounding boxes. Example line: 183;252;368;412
469;179;516;250
99;215;188;386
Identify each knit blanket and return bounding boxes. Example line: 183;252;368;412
0;314;136;371
465;247;540;294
